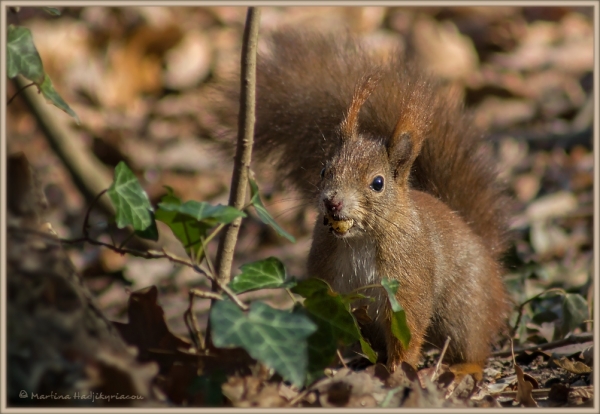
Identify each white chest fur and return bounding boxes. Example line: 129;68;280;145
331;238;378;294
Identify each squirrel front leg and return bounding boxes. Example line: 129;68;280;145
384;290;433;372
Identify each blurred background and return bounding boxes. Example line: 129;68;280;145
6;6;595;345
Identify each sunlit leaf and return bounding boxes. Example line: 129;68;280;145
229;257;296;294
7;25;44;82
211;300;316;387
38;74;80;124
381;277;411;350
107;162;155;235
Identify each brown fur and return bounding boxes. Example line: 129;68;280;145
224;29;511;372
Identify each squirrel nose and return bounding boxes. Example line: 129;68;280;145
324;197;343;213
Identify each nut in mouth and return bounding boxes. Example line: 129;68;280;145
324;213;355;236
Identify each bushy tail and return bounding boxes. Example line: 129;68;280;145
220;29;509;258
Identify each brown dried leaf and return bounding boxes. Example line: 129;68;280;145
514;363;538;407
113;286;192;372
552;356;592;374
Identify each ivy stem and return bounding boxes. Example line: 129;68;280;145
7;81;35;105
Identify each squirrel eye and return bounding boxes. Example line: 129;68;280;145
320;167;326;178
370;175;384;192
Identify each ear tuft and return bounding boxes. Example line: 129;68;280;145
339;71;382;140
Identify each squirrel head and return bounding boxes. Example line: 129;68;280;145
319;72;429;238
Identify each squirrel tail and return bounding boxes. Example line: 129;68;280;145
223;29;510;258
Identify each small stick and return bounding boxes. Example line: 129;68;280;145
337;349;348;369
431;336;451;382
184;291;205;350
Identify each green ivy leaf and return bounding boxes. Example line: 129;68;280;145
107;162;155;234
210;300;316;387
291;277;329;298
159;200;246;225
292;278;378;378
156;192;245;259
134;210;159;241
229;257;296;294
7;25;44;82
249;175;295;243
155;190;208;259
301;304;337;385
381;278;411;350
295;279;360;345
562;293;589;334
7;25;80;124
38;74;80;124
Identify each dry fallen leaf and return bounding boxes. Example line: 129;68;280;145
514;363;538;407
112;285;192;372
551;356;592;374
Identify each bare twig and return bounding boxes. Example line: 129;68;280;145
184;291;205;350
214;6;262;288
83;189;107;238
337;349;348;369
492;332;593;358
431;336;451;382
16;226;250;311
7;81;35;105
511;287;566;337
194;264;249;312
190;288;223;301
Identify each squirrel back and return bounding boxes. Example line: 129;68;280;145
243;29;509;259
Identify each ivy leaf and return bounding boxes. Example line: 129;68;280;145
561;293;589;334
134;211;159;241
158;200;245;225
210;300;316;387
381;278;411;350
107;162;155;235
156;192;245;259
7;25;44;82
229;257;297;294
295;279;360;345
249;175;295;243
38;74;80;124
7;25;80;124
292;278;377;380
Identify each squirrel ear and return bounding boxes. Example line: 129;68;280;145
339;72;382;141
388;129;425;182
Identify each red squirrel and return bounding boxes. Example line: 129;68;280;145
226;29;512;377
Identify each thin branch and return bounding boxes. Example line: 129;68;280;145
214;7;262;288
492;332;593;358
16;226;250;312
7;81;35;105
190;288;224;301
184;291;205;351
511;287;566;337
431;336;451;382
337;349;348;369
83;189;107;238
193;264;249;312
